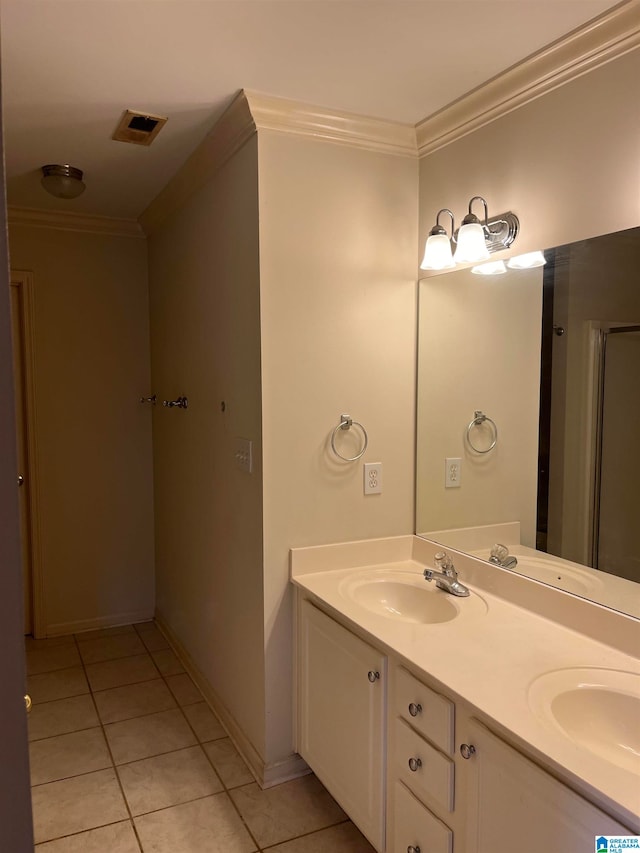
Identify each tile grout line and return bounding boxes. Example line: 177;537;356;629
140;621;266;853
30;624;353;852
73;631;148;853
129;621;266;850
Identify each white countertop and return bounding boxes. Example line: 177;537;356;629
291;535;640;830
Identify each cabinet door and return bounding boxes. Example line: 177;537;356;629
464;719;631;853
298;600;386;852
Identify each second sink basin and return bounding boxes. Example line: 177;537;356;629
339;569;487;624
528;668;640;775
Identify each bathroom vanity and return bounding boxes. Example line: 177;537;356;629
291;536;640;853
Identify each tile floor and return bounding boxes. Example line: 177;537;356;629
26;622;375;852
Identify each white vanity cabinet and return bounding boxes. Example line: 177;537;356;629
298;600;386;851
388;665;455;853
460;718;631;853
296;594;634;853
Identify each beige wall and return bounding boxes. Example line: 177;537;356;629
416;267;542;544
148;136;266;758
418;48;640;265
258;131;418;765
417;48;640;556
8;225;154;635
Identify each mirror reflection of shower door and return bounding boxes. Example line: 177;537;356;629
595;326;640;583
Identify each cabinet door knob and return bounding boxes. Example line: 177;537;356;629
408;756;422;772
408;847;421;853
408;702;422;717
367;670;380;683
460;743;476;759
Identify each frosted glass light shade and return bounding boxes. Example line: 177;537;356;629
507;251;546;269
453;222;490;263
471;260;507;275
420;234;455;270
41;165;86;199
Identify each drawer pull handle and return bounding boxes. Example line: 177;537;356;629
460;743;476;760
408;756;422;772
367;670;380;683
408;702;422;717
408;847;421;853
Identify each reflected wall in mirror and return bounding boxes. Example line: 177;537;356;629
416;226;640;619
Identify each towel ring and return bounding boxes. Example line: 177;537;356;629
330;413;368;462
466;410;498;454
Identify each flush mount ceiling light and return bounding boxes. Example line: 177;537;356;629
507;250;547;269
421;196;519;271
40;164;86;199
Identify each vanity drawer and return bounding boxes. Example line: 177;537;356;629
393;780;453;853
394;718;454;813
395;666;454;754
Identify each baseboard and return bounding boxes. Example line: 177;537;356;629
154;609;309;789
45;609;154;637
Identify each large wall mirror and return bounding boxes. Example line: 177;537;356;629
416;226;639;619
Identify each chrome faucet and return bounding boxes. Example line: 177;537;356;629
488;543;518;570
423;552;470;597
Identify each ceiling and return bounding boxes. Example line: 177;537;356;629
1;0;619;220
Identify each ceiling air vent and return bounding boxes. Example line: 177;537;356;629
112;109;168;146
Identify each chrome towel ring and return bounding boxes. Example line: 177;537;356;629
466;410;498;454
330;413;368;462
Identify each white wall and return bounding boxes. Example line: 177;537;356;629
258;131;418;765
148;136;266;758
8;225;155;635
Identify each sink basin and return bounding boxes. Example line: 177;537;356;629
473;549;601;597
339;570;487;624
528;668;640;774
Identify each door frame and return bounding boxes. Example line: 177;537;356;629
10;270;45;637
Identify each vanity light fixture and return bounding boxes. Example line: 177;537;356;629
507;250;547;269
421;196;520;271
471;260;507;275
420;208;455;270
453;197;492;264
40;164;86;199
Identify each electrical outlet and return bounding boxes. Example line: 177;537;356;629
234;438;252;473
364;462;383;495
445;457;461;488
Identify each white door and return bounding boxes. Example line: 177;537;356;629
463;719;631;853
298;599;386;851
9;276;33;633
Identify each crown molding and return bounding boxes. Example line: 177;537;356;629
243;90;417;158
140;91;257;235
416;0;640;158
7;206;144;238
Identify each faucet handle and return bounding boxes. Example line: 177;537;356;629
434;551;454;572
490;543;509;562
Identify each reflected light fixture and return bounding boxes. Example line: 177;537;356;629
40;164;86;199
421;195;520;272
471;260;507;275
420;208;455;270
507;250;546;269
